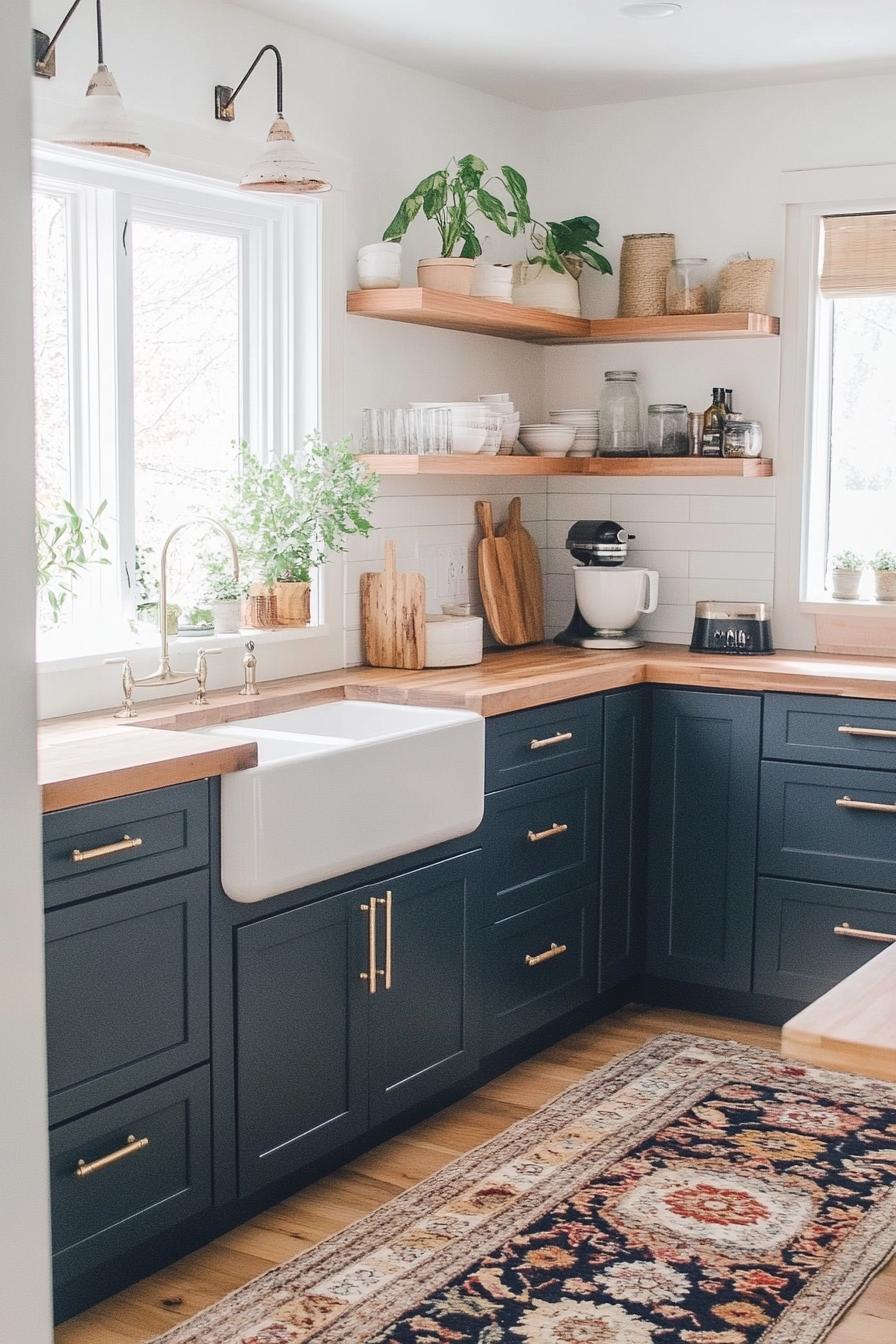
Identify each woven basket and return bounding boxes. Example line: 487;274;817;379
618;233;675;317
717;257;774;313
242;588;279;629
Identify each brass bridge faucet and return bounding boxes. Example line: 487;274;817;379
107;517;240;719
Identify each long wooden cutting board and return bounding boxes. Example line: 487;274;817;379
360;540;426;669
476;500;528;647
497;495;545;643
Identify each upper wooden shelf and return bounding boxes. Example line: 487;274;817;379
346;288;781;345
358;454;773;478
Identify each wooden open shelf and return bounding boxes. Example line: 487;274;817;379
347;288;780;344
358;454;774;478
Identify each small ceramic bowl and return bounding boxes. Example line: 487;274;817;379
450;425;488;454
519;424;577;454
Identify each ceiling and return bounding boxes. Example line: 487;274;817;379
233;0;896;109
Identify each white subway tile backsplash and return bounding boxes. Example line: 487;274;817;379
688;495;776;524
610;494;691;522
687;578;775;605
610;521;776;553
688;551;775;580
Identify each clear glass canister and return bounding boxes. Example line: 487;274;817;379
722;413;763;458
666;258;708;314
647;403;689;457
599;370;644;456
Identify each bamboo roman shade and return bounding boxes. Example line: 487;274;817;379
820;212;896;298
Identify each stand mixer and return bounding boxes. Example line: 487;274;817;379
555;520;659;650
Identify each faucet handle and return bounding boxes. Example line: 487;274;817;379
192;646;221;707
105;657;137;720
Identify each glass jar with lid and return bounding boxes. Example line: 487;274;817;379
647;403;689;456
599;370;644;456
666;258;709;315
722;412;763;458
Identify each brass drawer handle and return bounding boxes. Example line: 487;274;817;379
383;889;393;991
527;822;568;843
71;834;143;864
834;922;896;945
75;1134;149;1179
359;900;380;994
835;795;896;814
838;724;896;740
525;942;568;968
530;731;573;751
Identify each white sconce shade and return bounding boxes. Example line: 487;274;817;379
56;64;150;159
239;114;330;194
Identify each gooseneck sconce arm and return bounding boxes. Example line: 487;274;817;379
215;43;284;123
34;0;102;78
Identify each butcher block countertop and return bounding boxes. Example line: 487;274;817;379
782;943;896;1083
38;642;896;811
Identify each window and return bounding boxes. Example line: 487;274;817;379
805;210;896;600
32;147;321;655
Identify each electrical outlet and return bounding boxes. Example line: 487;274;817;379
439;544;469;603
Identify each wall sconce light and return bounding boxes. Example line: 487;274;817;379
33;0;150;159
215;44;330;195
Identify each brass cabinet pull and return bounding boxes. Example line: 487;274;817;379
838;724;896;740
528;822;568;843
525;942;568;968
835;795;896;814
834;922;896;944
359;901;379;993
383;890;393;990
75;1134;149;1178
71;834;143;864
530;731;573;752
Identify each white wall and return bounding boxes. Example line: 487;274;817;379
0;8;53;1342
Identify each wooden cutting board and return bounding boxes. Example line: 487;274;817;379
476;500;528;647
360;540;426;669
497;495;545;643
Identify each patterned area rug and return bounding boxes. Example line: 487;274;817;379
153;1034;896;1344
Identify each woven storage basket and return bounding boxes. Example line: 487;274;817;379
243;587;279;629
717;257;774;313
618;233;675;317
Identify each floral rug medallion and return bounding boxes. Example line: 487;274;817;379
152;1034;896;1344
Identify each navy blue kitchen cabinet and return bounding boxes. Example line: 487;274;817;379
646;688;761;991
599;687;649;992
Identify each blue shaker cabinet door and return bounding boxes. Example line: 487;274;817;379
599;687;649;992
646;689;761;991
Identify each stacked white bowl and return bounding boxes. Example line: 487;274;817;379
548;408;600;457
409;402;502;454
478;392;520;453
518;424;577;457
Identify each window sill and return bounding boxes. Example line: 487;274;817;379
36;623;329;673
801;598;896;619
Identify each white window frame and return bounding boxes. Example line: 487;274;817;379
33;144;347;718
775;163;896;647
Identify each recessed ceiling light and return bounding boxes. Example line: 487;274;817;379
619;2;683;17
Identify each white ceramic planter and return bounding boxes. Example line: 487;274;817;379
357;240;401;289
831;568;863;600
417;257;475;295
471;262;513;303
211;599;242;635
512;260;581;317
873;570;896;601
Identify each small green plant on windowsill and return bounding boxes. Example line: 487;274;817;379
830;549;865;601
36;499;111;628
870;549;896;601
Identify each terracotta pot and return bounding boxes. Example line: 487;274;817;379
273;580;312;627
511;260;581;317
830;568;863;600
873;570;896;601
243;585;279;628
417;257;475;295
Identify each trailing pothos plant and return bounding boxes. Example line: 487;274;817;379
529;215;613;278
382;155;531;259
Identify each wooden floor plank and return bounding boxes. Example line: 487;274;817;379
55;1004;895;1344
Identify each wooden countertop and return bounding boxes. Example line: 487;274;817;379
38;642;896;811
782;943;896;1083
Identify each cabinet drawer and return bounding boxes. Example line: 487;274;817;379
754;877;896;1002
50;1068;211;1283
759;760;896;891
46;873;210;1125
485;697;602;792
764;693;896;770
482;768;600;923
43;781;209;908
484;889;596;1053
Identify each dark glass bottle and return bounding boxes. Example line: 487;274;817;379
701;387;727;457
725;388;734;413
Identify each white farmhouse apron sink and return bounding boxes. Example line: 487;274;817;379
200;700;485;903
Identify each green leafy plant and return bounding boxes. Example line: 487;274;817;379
528;215;613;277
870;549;896;572
205;555;246;603
36;499;111;625
227;434;379;587
383;155;530;259
832;549;865;571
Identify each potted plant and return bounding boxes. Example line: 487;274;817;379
36;499;111;627
206;555;246;634
383;156;529;296
870;549;896;601
830;549;865;600
514;215;613;317
228;433;378;627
